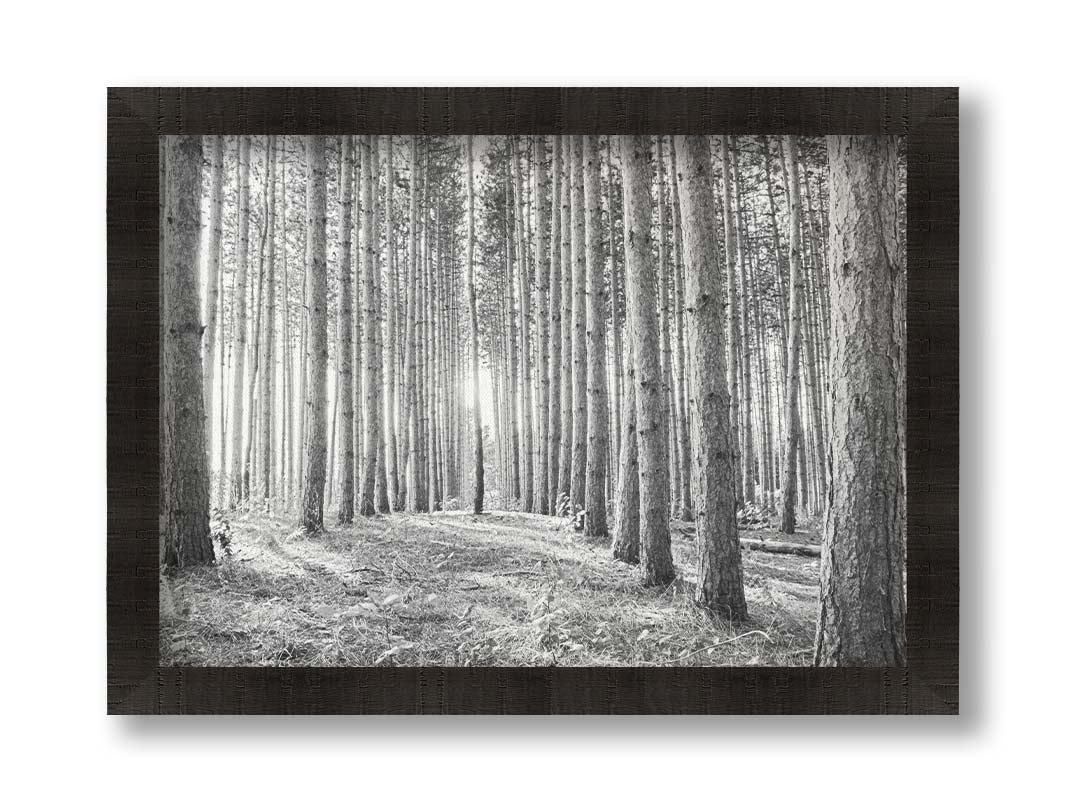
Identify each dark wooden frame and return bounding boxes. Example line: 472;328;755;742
108;88;958;714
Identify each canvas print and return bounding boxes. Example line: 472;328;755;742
159;134;906;668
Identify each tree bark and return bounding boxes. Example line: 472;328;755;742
533;136;551;514
161;135;214;569
300;136;329;532
569;136;588;511
557;137;573;506
202;136;224;493
336;136;356;523
547;135;563;509
359;136;383;515
676;135;745;618
814;135;905;667
583;135;608;538
228;135;252;507
780;136;805;537
464;136;485;513
619;135;675;587
719;135;743;505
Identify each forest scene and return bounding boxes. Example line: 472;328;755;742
159;132;906;669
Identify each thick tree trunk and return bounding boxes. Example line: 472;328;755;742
300;136;329;532
161;135;214;569
619;135;675;587
814;135;905;667
780;136;805;537
676;135;745;618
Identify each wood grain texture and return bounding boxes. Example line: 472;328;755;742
107;87;958;714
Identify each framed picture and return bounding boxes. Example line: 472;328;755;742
108;87;958;714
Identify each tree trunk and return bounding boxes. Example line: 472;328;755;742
719;135;743;505
383;136;401;510
619;135;675;587
533;136;551;514
583;135;608;538
557;136;573;507
780;136;805;537
228;135;252;507
569;136;588;511
359;136;382;515
336;135;356;523
814;135;905;667
547;135;563;509
675;135;745;618
161;135;214;569
463;136;485;513
300;136;329;532
667;137;693;521
202;136;224;495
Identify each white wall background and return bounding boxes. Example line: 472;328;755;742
0;1;1060;796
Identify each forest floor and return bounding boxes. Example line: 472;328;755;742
161;507;822;667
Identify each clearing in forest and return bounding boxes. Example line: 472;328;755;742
161;510;820;667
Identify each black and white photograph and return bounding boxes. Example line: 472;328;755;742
160;132;906;669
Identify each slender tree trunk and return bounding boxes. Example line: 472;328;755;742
228;136;251;507
383;136;401;509
569;135;588;510
655;138;676;517
336;135;356;523
547;135;563;509
780;136;805;537
300;136;329;532
557;136;573;507
512;140;534;512
202;136;224;494
719;135;743;505
260;137;277;506
676;135;745;618
161;135;214;569
667;137;693;521
463;136;485;513
359;136;382;515
815;135;905;667
619;135;675;587
533;136;551;514
583;135;608;538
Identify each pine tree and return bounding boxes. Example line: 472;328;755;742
300;136;329;532
675;135;745;618
618;135;674;586
161;135;214;569
814;135;905;667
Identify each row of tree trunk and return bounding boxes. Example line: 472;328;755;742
161;133;905;666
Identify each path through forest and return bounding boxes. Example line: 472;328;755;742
162;513;820;667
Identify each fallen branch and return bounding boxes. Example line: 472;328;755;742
740;538;821;557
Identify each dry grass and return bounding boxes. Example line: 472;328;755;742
161;507;820;667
